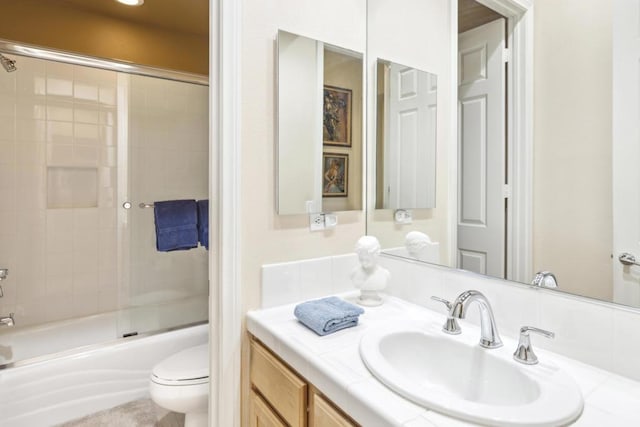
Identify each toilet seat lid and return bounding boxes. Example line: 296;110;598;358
152;344;209;383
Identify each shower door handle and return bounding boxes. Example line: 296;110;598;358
618;252;640;267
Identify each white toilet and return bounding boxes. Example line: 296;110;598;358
149;344;209;427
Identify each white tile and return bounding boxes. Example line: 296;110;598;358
73;271;99;294
16;118;46;142
331;253;358;293
536;292;614;371
47;208;74;233
346;377;427;426
74;82;99;102
99;87;116;106
378;255;411;300
299;257;333;300
0;141;16;164
45;274;73;296
47;143;74;165
75;102;100;124
16;142;45;165
16;98;46;120
46;76;73;97
46;249;73;277
421;412;479;427
586;376;640;421
46;101;74;122
612;308;640;381
47;121;74;144
261;261;301;308
74;123;100;145
572;404;636;426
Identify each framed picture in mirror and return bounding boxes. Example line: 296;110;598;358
322;152;348;197
323;85;352;146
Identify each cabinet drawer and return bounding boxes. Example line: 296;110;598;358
250;389;287;427
310;388;358;427
250;340;307;427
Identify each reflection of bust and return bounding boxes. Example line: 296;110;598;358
351;236;390;306
405;231;432;259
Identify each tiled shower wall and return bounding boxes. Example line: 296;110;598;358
0;56;118;326
0;55;209;328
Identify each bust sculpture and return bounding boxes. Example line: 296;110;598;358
405;231;432;260
351;236;390;306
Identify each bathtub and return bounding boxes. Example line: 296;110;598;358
0;310;208;426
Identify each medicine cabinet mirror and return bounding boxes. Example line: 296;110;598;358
374;59;438;210
277;30;363;215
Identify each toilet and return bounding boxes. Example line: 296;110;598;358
149;344;209;427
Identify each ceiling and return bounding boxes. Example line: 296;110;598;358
58;0;208;37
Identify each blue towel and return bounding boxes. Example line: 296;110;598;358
154;200;198;251
294;296;364;336
197;199;209;250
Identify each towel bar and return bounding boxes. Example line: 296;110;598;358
139;202;155;209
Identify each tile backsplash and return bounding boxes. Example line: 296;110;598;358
261;253;640;382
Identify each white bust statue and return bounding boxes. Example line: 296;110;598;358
351;236;390;306
405;231;433;260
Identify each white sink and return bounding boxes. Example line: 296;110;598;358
360;325;583;426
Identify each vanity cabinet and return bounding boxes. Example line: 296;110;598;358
250;338;358;427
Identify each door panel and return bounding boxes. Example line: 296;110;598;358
458;18;506;277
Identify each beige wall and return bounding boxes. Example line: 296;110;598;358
366;0;453;262
0;0;208;75
240;0;367;421
533;0;612;300
241;0;366;312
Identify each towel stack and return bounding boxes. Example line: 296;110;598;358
154;199;209;251
294;296;364;336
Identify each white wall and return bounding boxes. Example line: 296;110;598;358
533;0;612;301
366;0;453;262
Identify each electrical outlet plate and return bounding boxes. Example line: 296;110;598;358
310;213;325;231
394;209;413;224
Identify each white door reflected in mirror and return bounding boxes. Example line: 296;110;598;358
375;59;438;210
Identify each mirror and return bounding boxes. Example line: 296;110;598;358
366;0;640;310
277;30;363;215
374;59;438;210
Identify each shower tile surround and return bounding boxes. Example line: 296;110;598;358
261;253;640;383
0;55;209;329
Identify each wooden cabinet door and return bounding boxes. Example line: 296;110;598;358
250;340;307;427
309;389;357;427
250;390;287;427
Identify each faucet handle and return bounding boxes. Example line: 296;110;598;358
430;296;452;309
513;326;555;365
0;312;14;327
430;296;461;335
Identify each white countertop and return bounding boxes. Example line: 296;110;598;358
246;294;640;426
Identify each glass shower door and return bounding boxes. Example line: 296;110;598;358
116;73;209;337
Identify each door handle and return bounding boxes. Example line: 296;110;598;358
618;252;640;267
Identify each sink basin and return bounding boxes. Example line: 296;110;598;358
360;325;583;426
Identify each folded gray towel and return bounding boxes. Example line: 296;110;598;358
294;296;365;336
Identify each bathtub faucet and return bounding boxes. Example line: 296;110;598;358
0;313;14;327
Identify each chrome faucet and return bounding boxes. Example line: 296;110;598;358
448;290;503;349
531;271;558;288
0;313;14;327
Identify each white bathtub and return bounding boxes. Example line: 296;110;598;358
0;321;208;427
